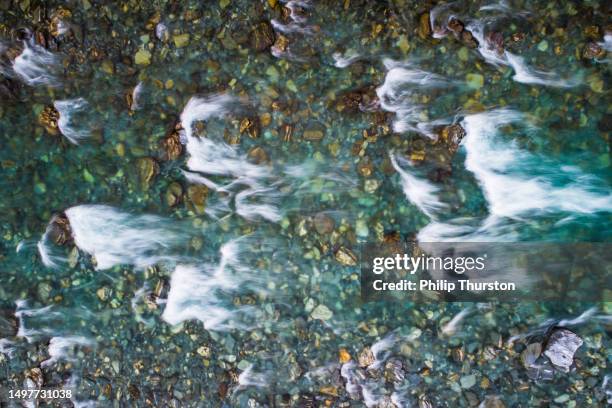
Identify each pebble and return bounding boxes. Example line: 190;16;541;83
544;328;583;372
134;49;151;66
460;374;476;389
173;33;190;48
466;73;484;89
311;304;333;320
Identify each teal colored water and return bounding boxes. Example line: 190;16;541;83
0;1;611;406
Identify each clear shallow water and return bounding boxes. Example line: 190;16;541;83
0;0;611;406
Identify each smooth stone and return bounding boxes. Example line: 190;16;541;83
460;374;476;389
466;73;484;89
134;49;151;66
311;304;333;320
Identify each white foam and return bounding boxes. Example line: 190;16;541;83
462;109;612;219
466;20;508;66
41;336;94;367
0;338;16;358
237;365;270;389
377;59;455;136
332;52;361;68
440;307;473;336
271;0;314;35
180;95;287;223
162;239;262;331
38;205;194;270
54;98;91;144
390;153;446;219
601;34;612;52
130;82;143;110
13;42;60;87
505;52;580;88
603;375;612;404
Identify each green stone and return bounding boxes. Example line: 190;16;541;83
466;73;484;89
134;49;151;66
537;40;548;52
173;34;190;48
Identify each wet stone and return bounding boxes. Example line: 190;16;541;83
583;42;605;59
187;184;208;214
314;213;335;235
311;304;333;320
520;342;541;368
461;30;479;48
479;396;505;408
247;146;269;164
162;124;184;160
0;309;17;338
303;122;326;141
48;212;72;245
250;22;276;51
543;328;583;372
334;247;357;266
164;182;183;207
239;117;260;139
447;17;464;34
39;106;60;135
134;49;151;66
137;157;159;189
418;13;431;39
358;347;374;367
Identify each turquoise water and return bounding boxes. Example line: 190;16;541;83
1;1;611;406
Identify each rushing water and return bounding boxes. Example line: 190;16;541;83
0;0;611;406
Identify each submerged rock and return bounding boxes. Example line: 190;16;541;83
311;304;333;320
543;328;583;372
162;123;183;161
48;212;72;245
440;123;466;153
334;247;357;266
418;13;431;39
313;212;335;235
250;22;276;51
239;117;260;139
447;17;464;34
164;182;183;207
187;184;208;214
137;157;159;190
303;121;326;141
39;105;60;135
478;396;505;408
247;146;269;164
358;347;374;367
0;308;17;338
583;42;605;59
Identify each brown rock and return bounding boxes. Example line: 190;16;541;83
162;123;183;161
418;13;431;39
583;42;605;59
314;212;335;234
247;146;269;164
239;117;260;139
358;347;375;367
334;247;357;266
250;22;276;51
461;30;479;48
39;105;60;135
48;213;72;245
164;182;183;207
447;17;464;34
188;184;208;214
303;122;326;141
137;157;159;190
